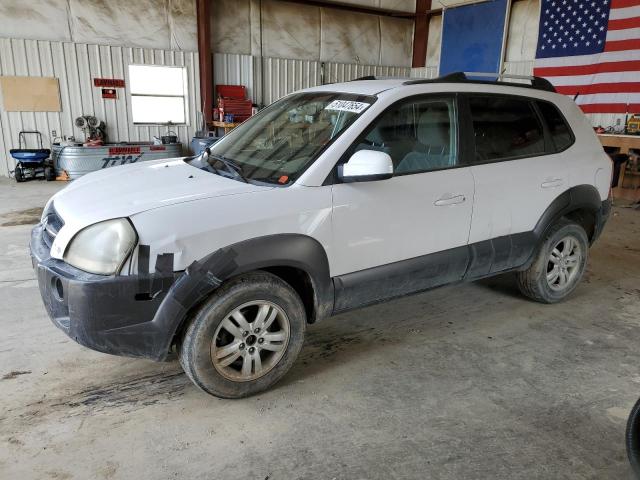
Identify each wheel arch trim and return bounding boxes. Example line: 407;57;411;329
154;234;333;359
533;184;602;240
519;184;604;271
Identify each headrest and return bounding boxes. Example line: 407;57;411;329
417;109;450;146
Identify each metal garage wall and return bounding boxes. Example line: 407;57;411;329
0;38;200;177
410;67;439;79
256;57;322;106
214;53;411;107
324;62;411;84
259;58;411;105
214;53;255;102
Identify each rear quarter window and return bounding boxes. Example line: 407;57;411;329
536;101;574;152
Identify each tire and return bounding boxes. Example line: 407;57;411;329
627;397;640;478
517;219;589;303
178;271;306;398
14;166;24;183
45;166;55;181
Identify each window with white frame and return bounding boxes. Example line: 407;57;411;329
129;65;187;124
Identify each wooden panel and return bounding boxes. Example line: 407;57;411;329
0;76;61;112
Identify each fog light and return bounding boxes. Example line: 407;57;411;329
51;277;64;301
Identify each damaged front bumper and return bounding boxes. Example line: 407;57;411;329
30;224;179;360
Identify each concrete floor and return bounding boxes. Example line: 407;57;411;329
1;176;639;480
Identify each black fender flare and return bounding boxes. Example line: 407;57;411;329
533;184;602;240
152;234;333;359
519;184;603;269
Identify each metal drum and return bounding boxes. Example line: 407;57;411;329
52;142;183;179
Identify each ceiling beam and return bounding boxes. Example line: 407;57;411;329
272;0;434;18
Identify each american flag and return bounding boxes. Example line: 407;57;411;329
533;0;640;114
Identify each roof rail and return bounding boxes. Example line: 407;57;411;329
403;71;556;93
349;75;409;81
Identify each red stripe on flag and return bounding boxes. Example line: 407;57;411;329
610;0;640;8
605;39;640;52
555;82;640;95
579;103;640;113
533;60;640;77
608;17;640;30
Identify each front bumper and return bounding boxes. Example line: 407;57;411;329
30;224;178;360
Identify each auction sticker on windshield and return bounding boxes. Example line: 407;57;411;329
325;100;370;114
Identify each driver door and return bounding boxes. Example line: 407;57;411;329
330;95;475;311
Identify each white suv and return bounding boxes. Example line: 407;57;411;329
31;73;612;398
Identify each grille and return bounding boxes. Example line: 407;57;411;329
42;208;64;248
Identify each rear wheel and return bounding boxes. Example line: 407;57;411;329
517;219;589;303
178;271;306;398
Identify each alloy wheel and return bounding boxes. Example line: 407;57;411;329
211;301;290;382
546;235;582;292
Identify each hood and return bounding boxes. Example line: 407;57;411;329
47;158;270;259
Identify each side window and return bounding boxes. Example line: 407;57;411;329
537;101;574;152
469;96;545;162
353;97;458;175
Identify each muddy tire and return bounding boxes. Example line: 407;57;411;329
517;219;589;303
178;271;306;399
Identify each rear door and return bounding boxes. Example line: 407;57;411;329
463;94;570;274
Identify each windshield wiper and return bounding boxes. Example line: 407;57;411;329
208;153;249;183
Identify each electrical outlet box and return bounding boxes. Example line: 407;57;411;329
51;130;57;138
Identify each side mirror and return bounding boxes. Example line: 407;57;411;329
338;150;394;183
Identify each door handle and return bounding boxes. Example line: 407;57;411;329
541;178;563;188
434;194;466;206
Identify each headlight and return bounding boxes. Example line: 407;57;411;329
64;219;137;275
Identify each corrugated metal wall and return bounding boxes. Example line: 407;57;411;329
0;44;411;177
323;62;411;84
213;53;411;107
409;67;439;79
0;38;200;177
214;53;255;102
256;57;322;106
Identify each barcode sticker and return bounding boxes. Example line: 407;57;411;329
325;100;370;114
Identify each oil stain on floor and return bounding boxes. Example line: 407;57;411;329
1;207;43;227
3;369;189;429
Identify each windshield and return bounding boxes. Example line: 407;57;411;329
204;92;376;184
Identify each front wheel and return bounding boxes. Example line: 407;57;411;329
517;219;589;303
627;397;640;478
178;271;306;398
